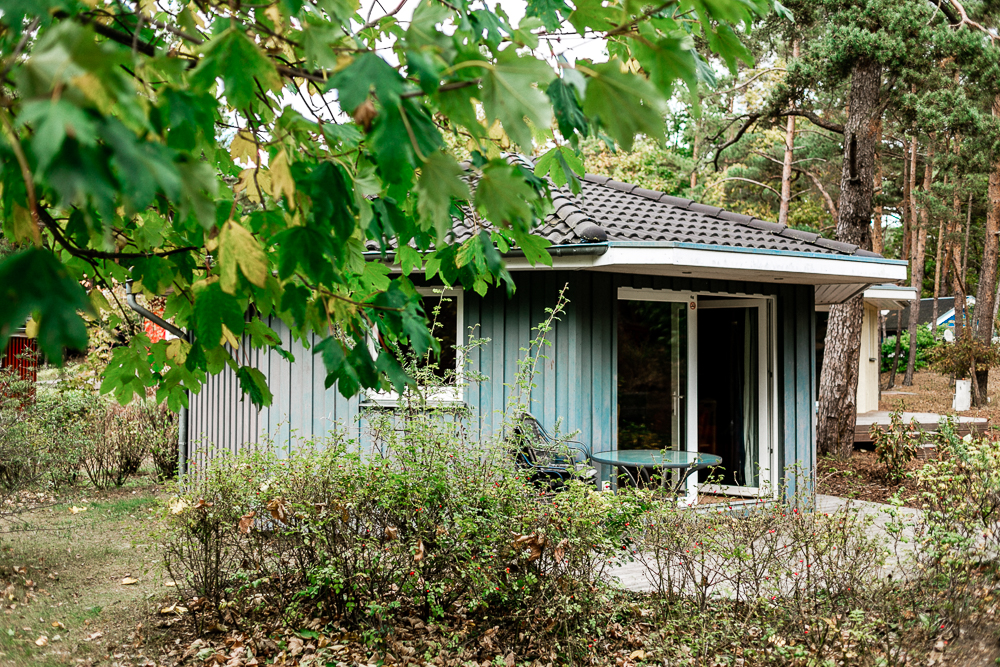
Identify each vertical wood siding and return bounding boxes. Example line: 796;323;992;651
185;272;815;503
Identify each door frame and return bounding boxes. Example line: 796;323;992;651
696;297;778;498
616;288;778;502
617;288;699;502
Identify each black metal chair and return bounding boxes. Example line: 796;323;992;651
510;413;596;489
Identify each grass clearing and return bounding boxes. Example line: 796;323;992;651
0;479;175;666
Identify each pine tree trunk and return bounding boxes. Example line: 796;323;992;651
778;41;800;227
972;98;1000;403
872;120;884;254
816;58;880;460
932;172;946;333
902;139;911;260
905;136;933;386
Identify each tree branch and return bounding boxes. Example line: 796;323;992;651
706;177;782;198
36;206;199;260
776;109;844;134
794;167;839;221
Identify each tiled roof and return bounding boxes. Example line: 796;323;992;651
370;155;882;259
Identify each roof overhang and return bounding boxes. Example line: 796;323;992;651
503;243;907;304
863;285;917;310
369;241;908;306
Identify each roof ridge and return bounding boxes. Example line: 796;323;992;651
509;154;607;243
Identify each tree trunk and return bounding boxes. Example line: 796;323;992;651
872;120;884;254
904;135;933;386
972;98;1000;403
816;58;880;460
690;120;699;190
778;41;800;227
932;171;947;333
902;138;911;260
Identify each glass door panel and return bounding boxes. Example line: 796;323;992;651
617;300;688;486
696;299;769;495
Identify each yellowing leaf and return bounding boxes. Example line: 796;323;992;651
221;324;240;349
235;168;271;203
24;319;38;339
89;289;112;314
121;577;139;585
51;621;65;630
165;338;190;364
229;130;259;163
68;506;88;514
35;635;48;647
169;497;189;515
218;219;269;293
268;150;296;208
11;204;39;244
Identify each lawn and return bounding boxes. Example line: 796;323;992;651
0;480;176;667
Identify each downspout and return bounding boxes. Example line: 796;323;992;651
125;280;190;478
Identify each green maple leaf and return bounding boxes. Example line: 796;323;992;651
18;100;97;172
582;62;666;150
474;161;538;229
328;52;406;112
235;366;273;407
193;282;245;348
0;247;91;361
631;32;700;102
534;145;584;193
415;151;471;239
547;78;588;142
191;28;281;111
480;49;556;149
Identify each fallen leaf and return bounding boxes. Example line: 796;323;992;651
121;577;139;585
159;603;188;615
554;538;569;563
267;497;287;524
193;498;214;512
504;651;515;667
169;497;189;515
51;621;65;629
164;580;176;587
68;506;87;514
12;566;26;575
385;526;398;541
629;649;646;660
35;635;48;647
414;539;425;562
238;511;256;534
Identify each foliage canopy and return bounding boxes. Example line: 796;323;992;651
0;0;777;408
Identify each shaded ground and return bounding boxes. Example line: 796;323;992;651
816;449;927;508
0;480;176;666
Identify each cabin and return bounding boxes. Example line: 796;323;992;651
815;285;916;414
179;158;907;505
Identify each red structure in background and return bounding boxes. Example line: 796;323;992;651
2;334;38;383
1;334;38;399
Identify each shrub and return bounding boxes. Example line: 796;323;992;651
32;388;99;488
81;402;151;488
0;369;41;503
930;333;1000;379
881;324;943;373
870;410;921;483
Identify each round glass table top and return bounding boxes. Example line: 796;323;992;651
590;450;723;469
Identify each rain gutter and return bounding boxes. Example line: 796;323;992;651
362;242;610;262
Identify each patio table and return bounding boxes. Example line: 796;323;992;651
590;450;723;494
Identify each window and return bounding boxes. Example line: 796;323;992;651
366;287;464;405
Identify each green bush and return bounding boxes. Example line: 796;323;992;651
881;324;944;373
870;410;920;483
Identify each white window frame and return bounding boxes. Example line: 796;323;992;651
365;287;465;407
615;288;778;503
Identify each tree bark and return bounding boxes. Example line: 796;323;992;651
904;135;933;386
932;170;947;333
971;96;1000;403
816;57;880;460
902;138;911;260
778;41;800;227
872;120;884;254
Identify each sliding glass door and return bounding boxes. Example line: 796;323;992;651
696;298;772;496
615;289;774;501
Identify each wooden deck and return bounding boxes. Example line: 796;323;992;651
854;411;989;444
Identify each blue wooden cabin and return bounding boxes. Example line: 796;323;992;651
183;159;906;505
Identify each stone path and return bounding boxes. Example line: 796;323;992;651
610;494;924;593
